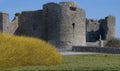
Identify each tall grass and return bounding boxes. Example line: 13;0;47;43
0;33;62;68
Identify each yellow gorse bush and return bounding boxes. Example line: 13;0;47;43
0;33;62;68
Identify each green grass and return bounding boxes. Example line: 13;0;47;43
1;54;120;71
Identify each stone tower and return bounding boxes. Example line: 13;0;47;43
43;2;86;50
105;16;116;39
0;12;9;32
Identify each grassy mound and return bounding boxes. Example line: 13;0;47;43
0;33;62;68
105;38;120;48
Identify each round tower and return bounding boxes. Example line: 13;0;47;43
43;2;86;50
105;16;116;39
0;12;9;32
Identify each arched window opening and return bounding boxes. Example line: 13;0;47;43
72;23;75;32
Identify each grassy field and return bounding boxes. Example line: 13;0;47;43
1;54;120;71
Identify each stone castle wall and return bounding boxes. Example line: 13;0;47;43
8;16;19;34
106;16;116;39
72;46;120;54
0;12;9;32
0;2;116;49
14;10;45;39
86;19;100;42
0;12;3;30
43;2;62;47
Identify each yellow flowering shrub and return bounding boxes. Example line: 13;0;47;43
0;33;62;68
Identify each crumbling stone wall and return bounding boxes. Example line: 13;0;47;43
86;16;116;47
86;19;100;42
8;16;19;34
15;10;45;39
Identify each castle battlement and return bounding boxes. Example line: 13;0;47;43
60;2;77;7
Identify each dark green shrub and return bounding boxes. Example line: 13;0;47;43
15;12;21;16
105;38;120;47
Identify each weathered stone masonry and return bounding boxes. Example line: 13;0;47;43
0;2;116;50
43;2;86;50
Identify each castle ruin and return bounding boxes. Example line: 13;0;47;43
0;2;116;50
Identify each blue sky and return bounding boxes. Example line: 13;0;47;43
0;0;120;38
